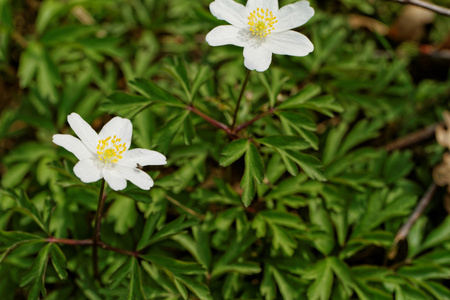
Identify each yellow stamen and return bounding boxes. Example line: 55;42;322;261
96;135;127;163
247;7;277;38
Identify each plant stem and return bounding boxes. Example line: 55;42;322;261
231;69;251;129
92;178;106;280
186;105;230;132
234;107;276;133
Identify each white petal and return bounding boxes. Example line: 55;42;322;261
53;134;93;160
73;159;102;183
266;31;313;56
120;149;167;167
206;25;250;47
103;168;127;191
98;117;132;149
273;1;314;32
114;165;154;190
246;0;278;11
243;44;272;72
210;0;247;28
67;113;99;151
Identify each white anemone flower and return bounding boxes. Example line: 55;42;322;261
53;113;166;191
205;0;314;72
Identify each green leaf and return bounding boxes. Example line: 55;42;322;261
219;139;247;167
414;215;450;255
14;190;47;233
191;66;212;101
145;216;198;247
174;274;212;300
306;258;333;300
155;110;190;152
282;150;326;181
257;136;310;151
50;243;68;280
110;258;132;289
107;196;138;234
20;243;51;300
140;255;205;275
278;84;322;109
104;92;151;118
183;112;195;145
137;211;161;251
0;231;45;263
163;57;191;102
241;141;264;206
128;257;145;300
128;78;184;107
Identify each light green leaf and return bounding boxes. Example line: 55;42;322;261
219;139;247;167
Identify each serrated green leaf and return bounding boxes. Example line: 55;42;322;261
306;258;333;300
50;243;67;280
21;243;51;300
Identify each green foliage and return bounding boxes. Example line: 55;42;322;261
1;0;450;299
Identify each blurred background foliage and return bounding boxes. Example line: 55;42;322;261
1;0;450;299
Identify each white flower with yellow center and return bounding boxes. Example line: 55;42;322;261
53;113;166;191
205;0;314;72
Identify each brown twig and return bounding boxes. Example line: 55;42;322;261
387;0;450;16
164;194;205;220
383;123;440;151
388;183;437;259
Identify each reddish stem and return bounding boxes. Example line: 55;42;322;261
186;105;234;135
234;108;276;133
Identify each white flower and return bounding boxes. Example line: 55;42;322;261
53;113;166;191
205;0;314;72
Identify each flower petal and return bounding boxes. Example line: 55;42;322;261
103;168;127;191
206;25;250;47
114;165;154;190
246;0;278;11
99;117;133;149
243;44;272;72
53;134;93;160
73;159;102;183
120;149;167;167
210;0;247;28
67;113;99;152
273;1;314;32
266;30;313;56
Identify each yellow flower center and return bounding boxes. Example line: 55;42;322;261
96;135;127;163
248;8;277;38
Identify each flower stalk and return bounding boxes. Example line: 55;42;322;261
92;178;106;280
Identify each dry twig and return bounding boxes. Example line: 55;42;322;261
388;0;450;17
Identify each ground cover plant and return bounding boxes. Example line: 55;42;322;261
1;0;450;299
